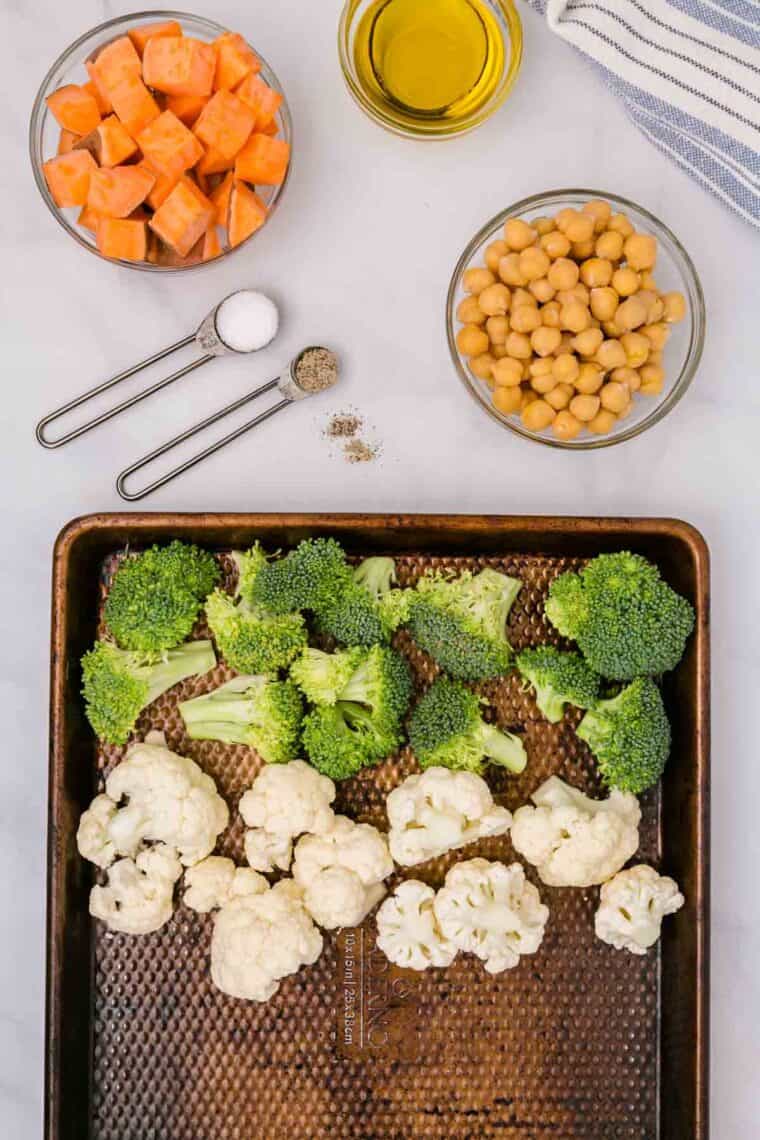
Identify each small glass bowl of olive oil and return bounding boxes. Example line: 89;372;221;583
339;0;522;139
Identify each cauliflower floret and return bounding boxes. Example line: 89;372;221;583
103;731;229;867
183;856;269;914
89;844;182;935
77;793;118;869
595;864;685;954
210;879;323;1002
243;828;293;873
386;767;512;867
433;858;549;974
510;775;640;888
293;815;393;930
376;880;457;971
239;760;336;873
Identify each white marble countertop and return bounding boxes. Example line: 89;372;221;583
1;1;758;1135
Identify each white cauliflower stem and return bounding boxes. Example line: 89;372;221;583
386;767;512;867
243;829;293;873
376;881;456;970
595;864;684;954
77;794;118;869
239;760;336;872
184;856;269;914
89;844;182;935
510;775;641;888
293;815;392;929
433;858;549;974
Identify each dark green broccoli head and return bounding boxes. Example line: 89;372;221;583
516;646;601;723
339;645;413;731
545;552;695;680
249;538;349;615
314;557;407;647
232;543;270;604
179;675;303;764
408;677;526;775
205;590;307;676
290;647;366;706
302;702;393;780
407;568;521;681
105;541;219;653
577;677;671;794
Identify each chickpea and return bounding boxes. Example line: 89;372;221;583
555;207;579;233
662;291;687;322
553;353;580;384
457;296;487;325
596;339;628;371
575;362;604;394
635;290;658;319
610;365;640;390
648;297;665;323
479;283;511;316
519;247;551;282
572;327;604;357
647;350;663;367
529;277;555;304
640;362;665;388
580;258;614;288
589;287;619;322
545;382;574;411
572;240;596;261
553;410;582;440
639;270;658;290
510;305;542;334
602;319;623;338
624;233;657;271
560;300;591;333
498;254;526;287
486;315;510;345
595;230;624;261
547;258;580;291
564;213;595;244
533;215;555;236
457;325;490;356
582;199;612;231
570;393;601;422
587;409;618;435
600;380;629;413
504;218;538;251
492;385;522;414
611;266;640;297
615;296;648;332
522;399;556;431
540;230;572;259
492;344;509;360
558;333;576;354
521;387;539;410
620;332;650;368
469;354;495;380
542;301;561;328
532;326;563;357
485;239;509;273
531;370;559;395
512;287;537;309
492;357;523;387
505;331;532;359
641;322;670;351
463;267;496;294
640;374;664;397
608;213;635;238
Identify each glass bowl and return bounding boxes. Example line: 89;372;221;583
446;189;706;449
29;10;292;272
338;0;522;140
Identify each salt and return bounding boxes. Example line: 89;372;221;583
215;290;279;353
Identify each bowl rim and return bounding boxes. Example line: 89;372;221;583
29;9;292;273
337;0;523;141
446;187;706;450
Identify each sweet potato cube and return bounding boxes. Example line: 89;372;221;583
128;20;183;56
87;165;155;217
96;217;147;261
235;134;289;185
260;120;279;137
76;114;137;167
137;160;181;210
235;73;283;130
166;93;209;126
92;37;142;92
202;227;222;261
228;181;267;247
46;85;101;136
213;32;260;91
86;62;113;113
57;129;79;155
196;147;234;177
142;36;215;97
43;150;97;207
137;110;204;179
209;170;234;227
193;90;255;161
109;75;161;137
149;176;215;256
77;203;100;232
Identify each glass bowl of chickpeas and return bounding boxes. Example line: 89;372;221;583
447;190;705;447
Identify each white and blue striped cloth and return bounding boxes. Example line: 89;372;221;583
526;0;760;227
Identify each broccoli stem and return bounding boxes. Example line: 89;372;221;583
144;641;217;705
353;557;396;600
480;724;528;774
533;685;566;724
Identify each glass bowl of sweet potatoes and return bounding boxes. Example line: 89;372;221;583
30;12;292;271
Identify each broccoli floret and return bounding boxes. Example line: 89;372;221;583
407;568;522;681
82;639;217;745
577;677;670;794
339;645;413;729
516;646;601;723
249;538;350;615
408;677;527;775
179;675;303;764
290;647;366;706
302;702;394;780
315;557;405;647
105;541;220;653
205;591;308;676
545;552;695;680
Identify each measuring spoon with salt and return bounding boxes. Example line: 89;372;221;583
35;289;280;448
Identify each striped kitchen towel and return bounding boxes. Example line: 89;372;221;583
525;0;760;228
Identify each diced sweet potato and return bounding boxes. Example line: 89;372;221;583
88;165;155;217
152;233;206;267
166;93;209;126
86;62;113;114
43;150;98;207
96;217;147;261
128;20;183;56
149;176;215;256
83;78;111;116
213;32;260;91
142;36;215;97
196;147;234;177
138;160;181;210
77;203;100;232
228;181;268;247
235;73;283;130
109;75;161;137
209;171;234;227
235;134;289;185
57;129;79;155
260;120;279;137
76;114;137;167
137;110;204;179
92;37;142;92
202;226;222;260
193;90;255;162
46;85;101;136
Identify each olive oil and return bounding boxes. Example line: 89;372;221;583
352;0;508;133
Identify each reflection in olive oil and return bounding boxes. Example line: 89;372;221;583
354;0;505;126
